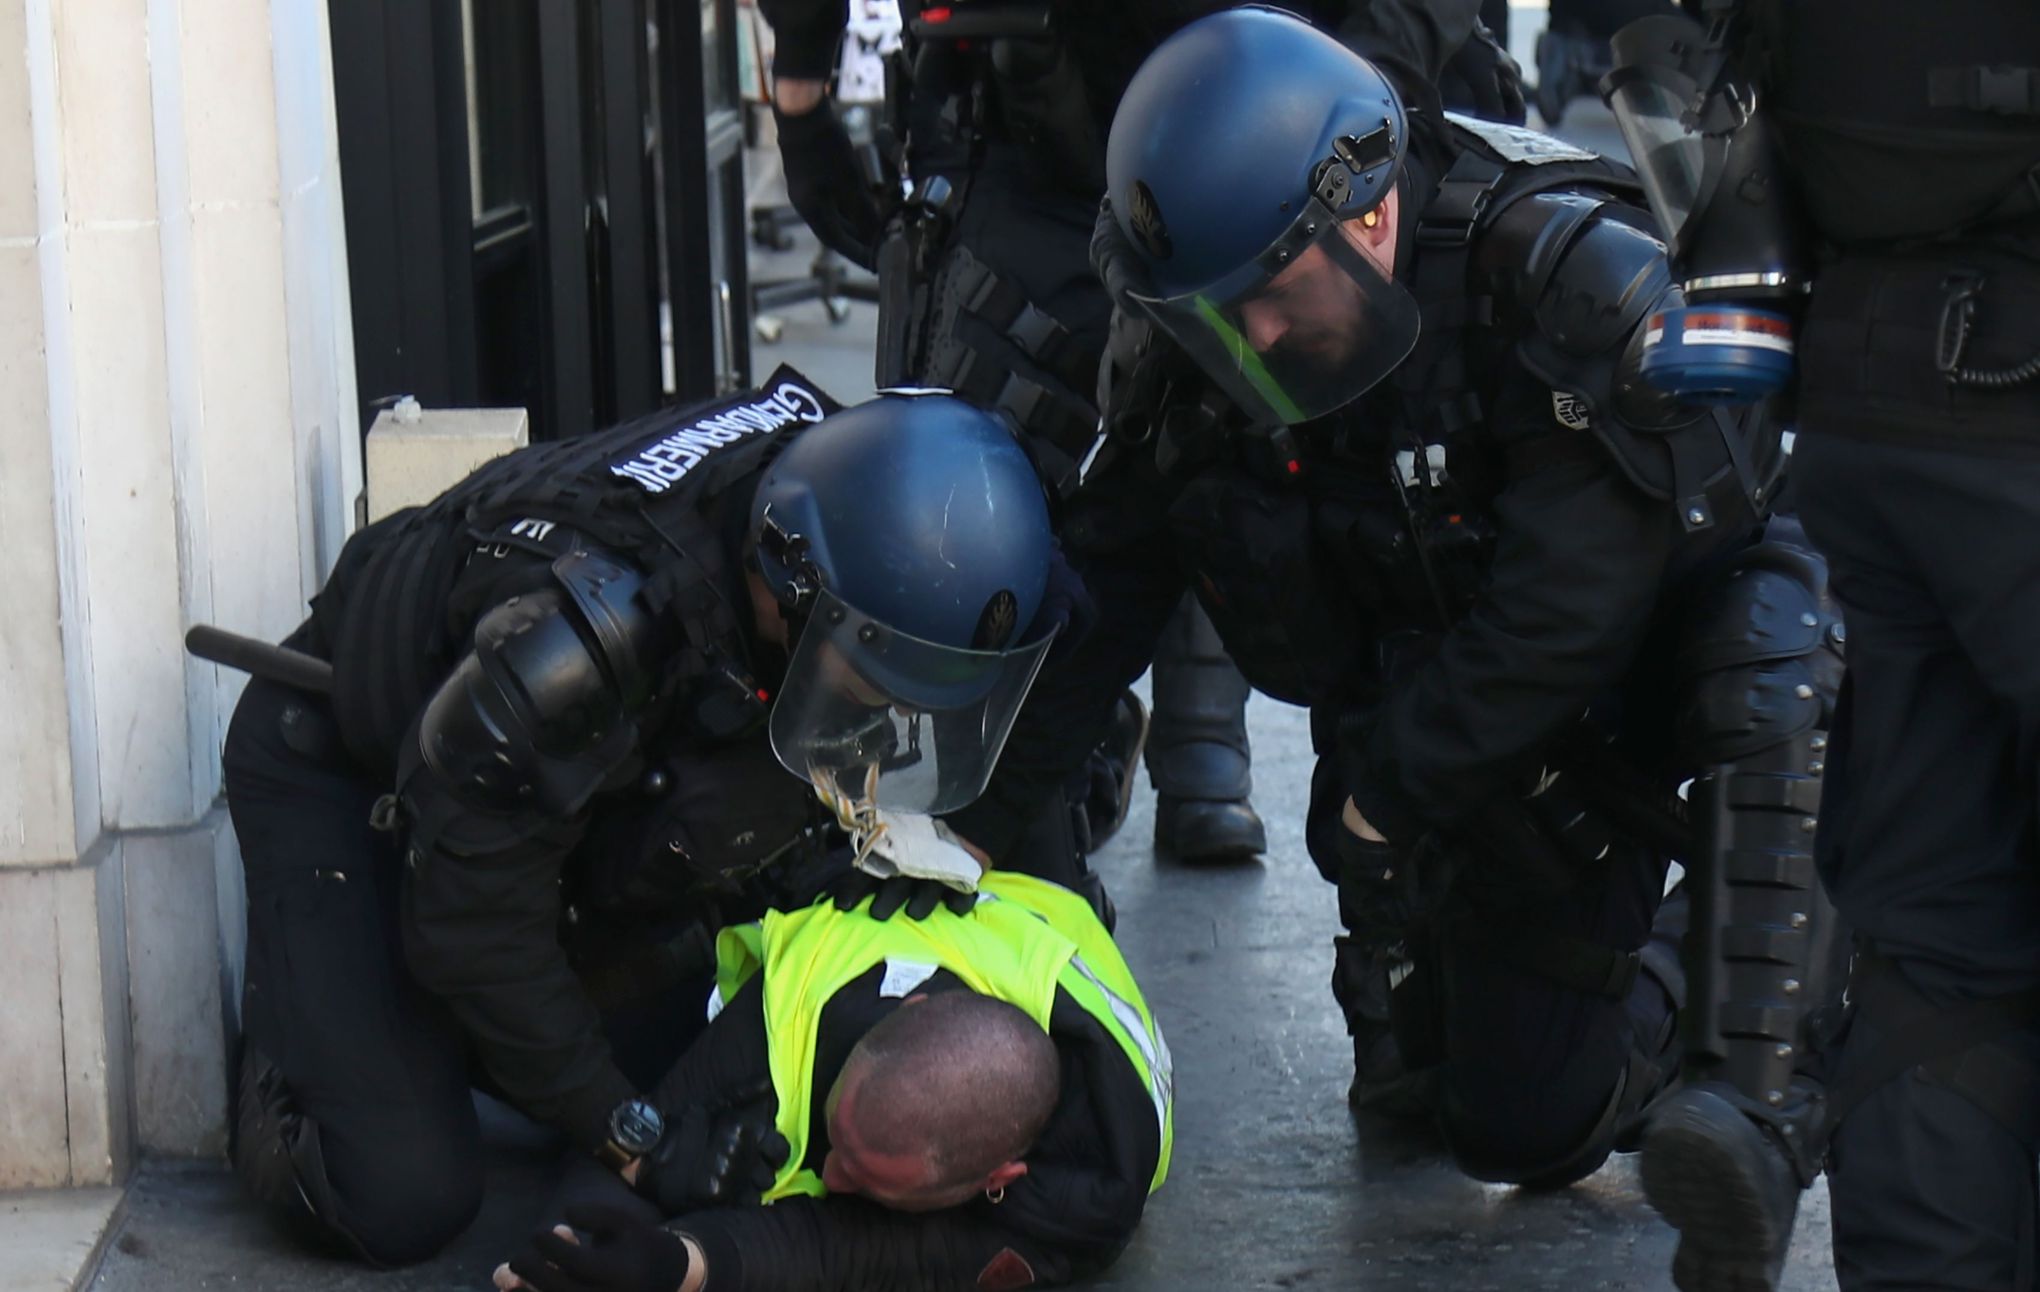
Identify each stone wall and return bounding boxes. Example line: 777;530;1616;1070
0;0;359;1187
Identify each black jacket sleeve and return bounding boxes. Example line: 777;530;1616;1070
651;977;773;1116
402;810;639;1155
397;556;649;1155
1342;372;1679;843
756;0;847;82
942;450;1188;862
674;1196;1073;1292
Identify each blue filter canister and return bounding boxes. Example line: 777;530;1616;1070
1638;305;1795;403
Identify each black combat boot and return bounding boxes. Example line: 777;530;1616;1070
1642;1080;1816;1292
232;1042;362;1259
1075;690;1150;853
1147;598;1266;861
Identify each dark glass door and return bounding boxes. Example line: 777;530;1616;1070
331;0;751;441
653;0;752;396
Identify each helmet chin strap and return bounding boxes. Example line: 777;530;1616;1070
812;762;892;869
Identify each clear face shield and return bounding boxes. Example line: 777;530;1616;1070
768;587;1056;816
1602;14;1722;258
1129;133;1420;427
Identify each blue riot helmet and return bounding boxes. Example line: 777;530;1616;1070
1601;13;1807;402
1105;6;1422;426
749;393;1059;814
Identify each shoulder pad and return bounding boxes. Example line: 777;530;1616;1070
554;549;664;707
1490;197;1790;517
413;552;669;816
1510;197;1675;361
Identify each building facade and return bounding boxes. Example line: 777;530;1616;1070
0;0;359;1188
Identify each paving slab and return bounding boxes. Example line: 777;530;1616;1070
1;1187;125;1292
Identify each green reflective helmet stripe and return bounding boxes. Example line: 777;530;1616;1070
1192;295;1308;425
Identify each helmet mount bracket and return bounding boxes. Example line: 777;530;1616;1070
757;505;826;615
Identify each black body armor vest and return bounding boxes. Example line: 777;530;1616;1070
319;367;838;775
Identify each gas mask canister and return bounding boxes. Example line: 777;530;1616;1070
1602;6;1808;403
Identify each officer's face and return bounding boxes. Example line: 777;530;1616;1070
813;638;894;709
1235;191;1402;375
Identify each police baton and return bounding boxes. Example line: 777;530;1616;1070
184;624;334;695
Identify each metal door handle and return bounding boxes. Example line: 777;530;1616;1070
717;279;740;392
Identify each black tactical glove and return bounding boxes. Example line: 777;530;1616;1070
1093;204;1248;460
1031;542;1097;663
1091;198;1156;309
507;1204;691;1292
636;1079;791;1215
828;868;977;920
774;102;884;270
1440;21;1527;125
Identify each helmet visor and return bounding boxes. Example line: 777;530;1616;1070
1604;16;1718;250
1130;205;1420;425
769;588;1055;814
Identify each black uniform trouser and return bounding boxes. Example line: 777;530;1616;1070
1795;431;2040;1291
1432;844;1675;1182
1307;766;1678;1182
223;678;702;1265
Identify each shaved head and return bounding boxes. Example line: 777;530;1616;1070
822;992;1061;1209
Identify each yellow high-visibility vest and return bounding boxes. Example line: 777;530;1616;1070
712;870;1174;1202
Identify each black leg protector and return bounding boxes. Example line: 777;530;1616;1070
1681;724;1846;1156
1147;596;1267;860
1644;534;1849;1292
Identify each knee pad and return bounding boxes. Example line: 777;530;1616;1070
1675;537;1842;764
333;1143;485;1267
1440;1072;1624;1187
1441;1043;1668;1189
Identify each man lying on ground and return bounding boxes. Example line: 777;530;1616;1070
496;868;1173;1292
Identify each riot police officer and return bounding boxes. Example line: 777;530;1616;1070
1602;4;2040;1288
987;5;1843;1193
219;378;1075;1265
759;0;1525;866
762;0;1266;865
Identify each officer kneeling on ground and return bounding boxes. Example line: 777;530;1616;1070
990;4;1843;1195
216;375;1083;1265
492;868;1170;1292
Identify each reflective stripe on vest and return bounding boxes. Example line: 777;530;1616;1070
977;893;1175;1159
713;870;1174;1202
